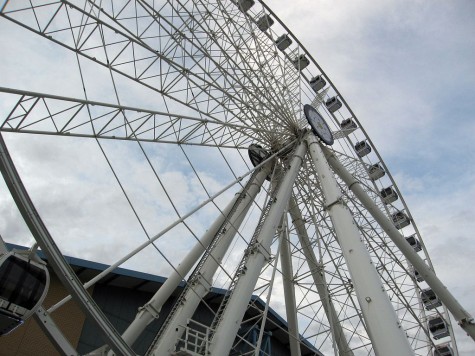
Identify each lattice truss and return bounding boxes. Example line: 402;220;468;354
1;0;308;149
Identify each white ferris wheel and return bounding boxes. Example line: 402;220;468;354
0;1;474;356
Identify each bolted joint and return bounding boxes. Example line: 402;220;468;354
324;196;344;210
246;241;271;261
139;303;161;320
256;242;272;261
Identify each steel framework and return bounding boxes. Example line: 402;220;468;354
0;1;473;355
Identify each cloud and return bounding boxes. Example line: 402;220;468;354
402;172;475;354
271;1;475;353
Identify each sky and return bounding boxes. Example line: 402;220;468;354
0;0;474;354
267;0;475;353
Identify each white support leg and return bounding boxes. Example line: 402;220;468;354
148;165;272;355
321;145;475;341
307;135;414;356
208;141;307;356
288;197;354;356
279;215;302;356
34;306;79;356
120;164;273;351
254;219;283;356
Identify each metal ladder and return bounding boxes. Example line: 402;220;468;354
146;171;259;353
203;174;283;352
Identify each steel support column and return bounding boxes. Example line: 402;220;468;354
321;145;475;341
147;163;273;355
288;197;354;356
34;306;79;356
307;135;413;356
279;215;301;356
208;140;307;356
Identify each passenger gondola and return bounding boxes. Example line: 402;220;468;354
0;250;50;336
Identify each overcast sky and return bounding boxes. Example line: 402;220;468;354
268;0;475;353
1;0;474;354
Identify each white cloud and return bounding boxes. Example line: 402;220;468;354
272;1;475;353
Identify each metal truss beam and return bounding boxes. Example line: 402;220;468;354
0;1;294;145
0;87;264;148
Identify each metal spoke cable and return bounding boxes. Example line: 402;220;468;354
89;0;287;134
66;5;181;274
93;7;271;308
207;0;297;128
46;5;257;317
47;147;278;313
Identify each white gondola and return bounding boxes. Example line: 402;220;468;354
368;163;385;180
406;234;422;252
325;96;342;112
354;141;371;157
309;75;326;93
292;54;310;71
391;211;411;229
256;14;274;32
380;186;399;204
237;0;255;13
428;316;450;340
0;250;50;336
340;118;357;130
434;343;454;356
421;288;442;310
275;34;292;51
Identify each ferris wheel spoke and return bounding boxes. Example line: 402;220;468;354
0;87;270;148
134;0;301;142
159;0;284;131
97;0;294;136
205;0;302;125
88;0;304;148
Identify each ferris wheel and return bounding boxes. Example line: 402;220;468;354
0;1;474;355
